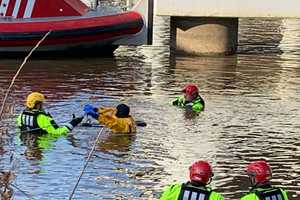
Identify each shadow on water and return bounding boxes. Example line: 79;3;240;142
19;132;62;161
97;133;136;155
0;45;118;60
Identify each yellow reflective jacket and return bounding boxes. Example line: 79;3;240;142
98;107;136;134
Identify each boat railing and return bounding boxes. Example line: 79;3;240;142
0;16;15;21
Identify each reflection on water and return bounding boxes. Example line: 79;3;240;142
0;16;299;199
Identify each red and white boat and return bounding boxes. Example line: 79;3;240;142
0;0;144;54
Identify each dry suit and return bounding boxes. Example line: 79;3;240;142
17;108;79;135
172;96;205;112
98;107;136;134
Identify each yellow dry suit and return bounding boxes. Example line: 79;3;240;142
97;107;136;134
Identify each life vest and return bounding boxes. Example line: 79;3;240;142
20;109;57;134
255;188;285;200
178;183;212;200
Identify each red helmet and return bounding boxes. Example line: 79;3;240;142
189;160;213;184
246;160;272;184
182;84;199;96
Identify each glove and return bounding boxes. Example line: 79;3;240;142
70;115;84;128
83;104;99;119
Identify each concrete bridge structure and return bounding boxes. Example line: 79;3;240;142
156;0;300;55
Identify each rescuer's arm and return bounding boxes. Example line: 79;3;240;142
37;114;82;136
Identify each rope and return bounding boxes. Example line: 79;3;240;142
10;183;35;200
0;31;51;121
68;126;105;200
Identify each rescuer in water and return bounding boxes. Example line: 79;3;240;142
240;160;289;200
158;160;224;200
83;103;137;134
17;92;83;135
172;84;205;112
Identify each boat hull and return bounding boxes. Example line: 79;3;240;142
0;11;144;53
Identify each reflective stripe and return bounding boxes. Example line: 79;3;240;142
12;0;21;17
190;192;197;200
199;193;206;200
21;113;36;127
255;188;285;200
182;190;207;200
185;102;193;106
182;190;190;200
23;0;35;18
0;0;10;16
272;196;276;200
23;115;34;127
265;194;283;200
64;123;73;131
25;115;30;126
29;115;34;126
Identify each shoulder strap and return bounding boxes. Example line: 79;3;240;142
178;182;211;200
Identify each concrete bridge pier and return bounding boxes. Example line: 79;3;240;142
171;17;238;55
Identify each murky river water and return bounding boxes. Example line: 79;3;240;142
0;15;300;200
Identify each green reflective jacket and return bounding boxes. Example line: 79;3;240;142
158;183;224;200
17;109;72;136
241;187;289;200
172;96;205;112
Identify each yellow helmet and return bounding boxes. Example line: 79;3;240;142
26;92;45;109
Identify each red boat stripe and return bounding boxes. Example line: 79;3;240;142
6;0;16;16
0;11;143;32
12;0;20;17
0;0;10;16
17;0;27;18
23;0;35;18
0;27;140;46
0;19;142;40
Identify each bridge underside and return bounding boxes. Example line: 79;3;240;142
171;17;238;55
156;0;300;18
156;0;300;55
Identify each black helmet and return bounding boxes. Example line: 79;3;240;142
116;104;130;118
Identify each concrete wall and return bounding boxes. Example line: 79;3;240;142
171;17;238;55
156;0;300;18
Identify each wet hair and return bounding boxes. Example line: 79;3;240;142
115;104;130;118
